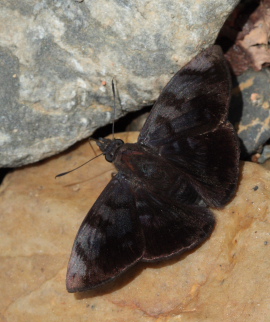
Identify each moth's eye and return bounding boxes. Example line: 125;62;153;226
105;152;114;162
116;139;124;146
108;152;114;160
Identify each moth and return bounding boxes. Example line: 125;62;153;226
66;45;240;293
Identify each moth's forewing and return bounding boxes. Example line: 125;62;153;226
138;45;239;208
66;175;144;293
138;45;231;146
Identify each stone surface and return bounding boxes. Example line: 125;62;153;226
230;68;270;156
222;0;270;76
259;145;270;164
0;0;239;167
1;132;270;322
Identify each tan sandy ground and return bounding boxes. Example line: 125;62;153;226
1;132;270;322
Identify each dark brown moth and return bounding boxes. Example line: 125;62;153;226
66;45;240;293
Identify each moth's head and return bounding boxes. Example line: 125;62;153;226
96;138;124;162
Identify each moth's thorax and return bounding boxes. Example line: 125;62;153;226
114;143;173;182
113;142;147;170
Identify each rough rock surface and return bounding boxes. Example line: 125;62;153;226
1;132;270;322
230;68;270;156
223;0;270;76
0;0;239;167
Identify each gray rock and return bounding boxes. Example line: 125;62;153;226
258;145;270;164
0;0;239;167
230;68;270;156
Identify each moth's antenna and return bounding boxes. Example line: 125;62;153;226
112;79;116;140
55;152;103;178
88;137;98;157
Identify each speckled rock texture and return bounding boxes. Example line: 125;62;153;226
0;0;239;167
1;132;269;322
230;68;270;156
